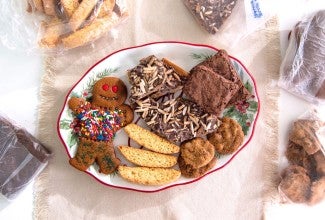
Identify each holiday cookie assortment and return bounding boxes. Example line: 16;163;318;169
26;0;127;49
61;48;258;188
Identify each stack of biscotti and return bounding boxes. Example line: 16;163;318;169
118;123;181;186
27;0;127;49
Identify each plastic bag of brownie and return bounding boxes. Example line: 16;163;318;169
0;114;52;200
182;0;275;44
0;0;128;54
278;10;325;104
278;107;325;205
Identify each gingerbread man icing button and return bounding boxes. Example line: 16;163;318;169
68;77;134;174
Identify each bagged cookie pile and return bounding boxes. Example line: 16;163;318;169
278;109;325;205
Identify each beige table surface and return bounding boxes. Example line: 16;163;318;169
0;0;325;219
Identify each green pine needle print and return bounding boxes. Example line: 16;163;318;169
244;81;253;93
190;53;213;62
215;152;222;159
67;132;78;148
223;81;258;135
60;119;71;129
86;68;119;92
68;67;119;99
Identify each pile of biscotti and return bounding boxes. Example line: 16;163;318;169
27;0;126;49
118;124;181;185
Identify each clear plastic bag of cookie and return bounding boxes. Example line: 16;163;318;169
0;0;128;53
182;0;274;45
0;114;52;200
278;10;325;104
278;108;325;205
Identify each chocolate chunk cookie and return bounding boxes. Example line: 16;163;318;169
207;117;244;154
180;137;215;169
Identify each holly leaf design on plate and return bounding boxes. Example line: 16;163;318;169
60;119;71;130
67;132;78;148
223;80;258;135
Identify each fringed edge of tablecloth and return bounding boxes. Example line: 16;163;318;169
261;18;282;219
33;57;57;220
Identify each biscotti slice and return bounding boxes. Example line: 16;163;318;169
32;0;44;12
62;14;119;49
69;0;99;31
118;166;181;185
118;146;177;168
39;17;65;48
43;0;57;16
60;0;80;18
124;124;180;154
98;0;115;18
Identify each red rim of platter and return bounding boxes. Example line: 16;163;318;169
57;41;261;193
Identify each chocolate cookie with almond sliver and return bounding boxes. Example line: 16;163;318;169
183;65;239;115
192;50;251;106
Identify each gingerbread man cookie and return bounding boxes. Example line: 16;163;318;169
68;77;133;174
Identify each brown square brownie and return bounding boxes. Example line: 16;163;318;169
192;50;251;106
183;65;239;115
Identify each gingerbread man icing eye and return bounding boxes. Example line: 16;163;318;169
112;85;118;93
102;84;109;91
